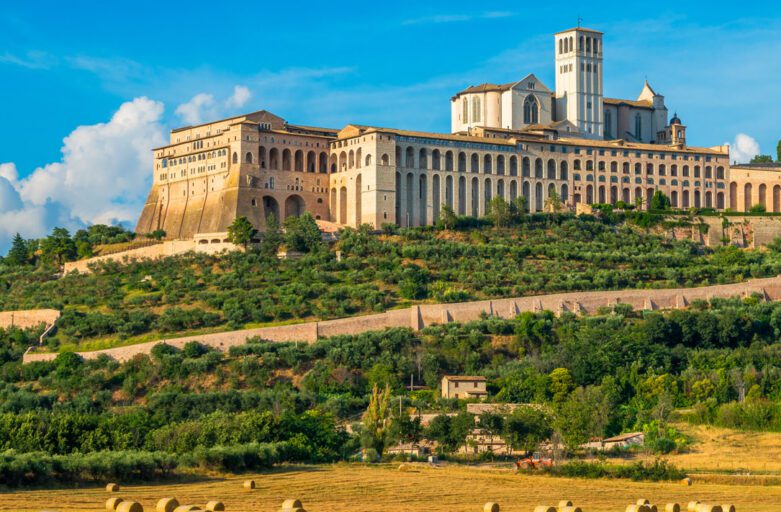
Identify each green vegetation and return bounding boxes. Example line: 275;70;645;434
6;214;781;350
3;294;781;483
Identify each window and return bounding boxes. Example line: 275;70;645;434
523;95;539;124
472;96;481;123
604;110;612;138
462;97;469;122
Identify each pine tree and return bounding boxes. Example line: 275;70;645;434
6;233;29;266
361;383;392;457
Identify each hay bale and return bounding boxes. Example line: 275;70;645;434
558;501;573;509
173;507;202;512
398;463;412;472
243;480;256;490
697;506;722;512
205;502;225;512
156;498;180;512
534;507;556;512
106;497;124;511
687;502;700;512
665;505;680;512
106;483;121;492
483;502;500;512
650;506;658;512
282;499;303;509
625;506;650;512
559;507;582;512
681;477;693;486
116;502;143;512
721;506;735;512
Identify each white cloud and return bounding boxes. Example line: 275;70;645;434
226;85;251;109
727;133;761;164
0;97;166;253
175;85;253;125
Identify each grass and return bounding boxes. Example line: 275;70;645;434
1;463;778;512
595;423;781;475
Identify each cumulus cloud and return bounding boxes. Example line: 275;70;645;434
175;85;252;125
728;133;761;164
0;97;166;253
226;85;251;109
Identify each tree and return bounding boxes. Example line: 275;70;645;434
40;227;77;265
227;216;257;249
750;154;773;164
549;367;573;403
284;213;321;253
649;190;671;210
437;204;457;230
554;385;611;452
5;233;29;266
261;214;283;255
487;196;511;228
478;412;504;451
389;410;423;445
146;229;166;241
503;406;552;454
361;383;392;456
544;190;563;213
777;139;781;163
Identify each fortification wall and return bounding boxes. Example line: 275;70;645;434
63;240;239;273
0;309;60;330
22;275;781;364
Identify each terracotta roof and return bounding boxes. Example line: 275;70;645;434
452;82;517;97
604;97;654;109
443;375;487;382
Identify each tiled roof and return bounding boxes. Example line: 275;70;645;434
443;375;486;381
604;97;654;109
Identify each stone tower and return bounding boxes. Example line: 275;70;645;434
554;26;604;138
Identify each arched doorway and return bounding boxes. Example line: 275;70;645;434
284;195;305;219
263;196;280;222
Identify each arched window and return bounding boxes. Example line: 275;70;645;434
472;96;481;123
462;97;469;122
365;154;372;166
245;152;253;164
604;110;612;138
232;152;238;164
635;114;642;140
523;95;539;124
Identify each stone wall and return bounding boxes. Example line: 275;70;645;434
63;239;239;273
0;309;60;330
22;275;781;364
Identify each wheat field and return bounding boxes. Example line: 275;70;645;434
1;463;779;512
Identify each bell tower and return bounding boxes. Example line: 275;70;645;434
554;26;604;138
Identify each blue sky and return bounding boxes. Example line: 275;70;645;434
1;1;780;250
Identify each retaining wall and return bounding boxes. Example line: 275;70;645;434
0;309;60;330
22;275;781;364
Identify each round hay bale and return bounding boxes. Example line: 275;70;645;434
558;501;573;509
106;483;121;492
626;506;650;512
665;505;680;512
721;506;735;512
106;497;124;511
205;502;225;512
116;502;143;512
638;500;651;506
681;477;693;486
483;502;500;512
243;480;256;490
173;506;202;512
398;463;412;472
282;499;302;509
651;506;658;512
534;507;556;512
157;498;180;512
560;507;582;512
687;502;700;512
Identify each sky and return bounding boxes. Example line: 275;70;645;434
1;0;780;252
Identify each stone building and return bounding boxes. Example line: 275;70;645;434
441;375;488;400
135;25;781;239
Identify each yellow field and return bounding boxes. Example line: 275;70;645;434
2;463;778;512
599;423;781;474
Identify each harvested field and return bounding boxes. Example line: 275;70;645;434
1;463;779;512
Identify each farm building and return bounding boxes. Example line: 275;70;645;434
441;375;488;399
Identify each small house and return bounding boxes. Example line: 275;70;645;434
441;375;488;399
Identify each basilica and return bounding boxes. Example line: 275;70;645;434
136;25;780;239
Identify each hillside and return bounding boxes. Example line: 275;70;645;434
3;214;781;352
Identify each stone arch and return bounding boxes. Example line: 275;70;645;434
759;183;767;208
598;185;606;203
682;190;690;208
419;148;428;169
406;146;415;168
547;159;556;180
356;148;362;168
497;179;505;199
534;158;543;178
560;183;568;201
560;161;568;180
774;186;781;212
522;157;531;177
330;187;337;221
717;191;725;210
284;194;305;219
365;154;372;166
433;174;441;221
348;150;355;169
405;172;414;226
395;172;402;225
510;180;518;201
705;191;713;208
339;186;348;224
586;184;594;204
432;149;441;171
381;153;389;166
671;190;679;208
471;153;479;173
458;152;467;172
245;151;253;164
535;182;543;211
282;149;292;171
263;196;280;221
522;181;531;207
419;174;427;226
295;150;304;172
471;177;479;216
484;154;493;174
744;183;752;211
445;175;454;208
445;150;454;172
232;152;238;164
729;182;738;209
458;176;466;214
319;152;328;173
484;177;492;211
306;150;316;172
694;190;701;208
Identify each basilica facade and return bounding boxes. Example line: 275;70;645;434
136;26;781;239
